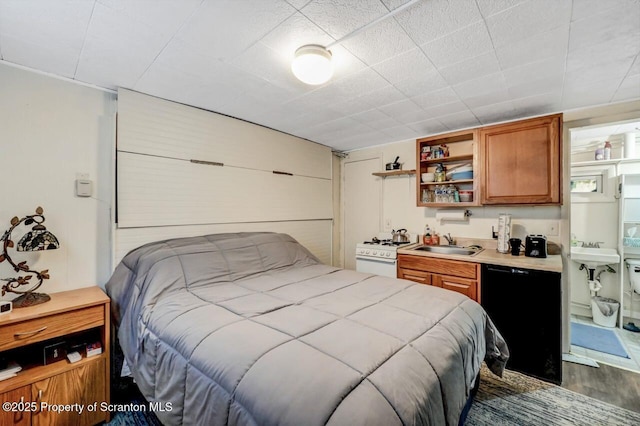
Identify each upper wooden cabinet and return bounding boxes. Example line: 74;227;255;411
479;114;562;205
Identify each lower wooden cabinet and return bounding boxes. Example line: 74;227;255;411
0;287;110;426
31;358;105;426
0;386;31;426
398;254;481;302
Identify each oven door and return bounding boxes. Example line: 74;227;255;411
355;256;397;278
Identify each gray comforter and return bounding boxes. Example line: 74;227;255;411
107;232;508;426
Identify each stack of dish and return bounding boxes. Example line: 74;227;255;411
448;164;473;181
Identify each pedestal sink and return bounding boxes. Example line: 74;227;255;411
570;247;620;268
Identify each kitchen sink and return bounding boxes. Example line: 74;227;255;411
413;245;482;256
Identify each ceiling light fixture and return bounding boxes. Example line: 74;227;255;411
291;44;333;86
291;0;423;85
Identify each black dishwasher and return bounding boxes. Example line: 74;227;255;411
481;264;562;384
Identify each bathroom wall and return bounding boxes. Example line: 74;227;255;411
569;156;640;319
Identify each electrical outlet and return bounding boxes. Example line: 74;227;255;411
546;221;559;236
384;218;392;231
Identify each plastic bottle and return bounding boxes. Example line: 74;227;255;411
432;233;440;246
604;141;611;160
423;224;431;245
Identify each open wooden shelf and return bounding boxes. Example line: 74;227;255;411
420;179;474;186
420;154;473;165
372;169;416;177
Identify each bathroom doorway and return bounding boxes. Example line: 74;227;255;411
568;119;640;372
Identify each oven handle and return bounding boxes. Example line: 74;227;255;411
356;256;397;265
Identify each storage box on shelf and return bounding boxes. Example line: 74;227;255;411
0;287;110;426
416;129;479;207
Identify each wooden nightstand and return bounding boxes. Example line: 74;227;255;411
0;287;110;426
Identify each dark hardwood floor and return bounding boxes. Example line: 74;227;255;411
562;361;640;413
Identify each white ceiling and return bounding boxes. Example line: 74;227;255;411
1;0;639;151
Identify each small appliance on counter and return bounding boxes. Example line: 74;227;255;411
496;214;511;253
525;235;547;258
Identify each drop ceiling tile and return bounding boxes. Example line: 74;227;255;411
331;131;393;151
507;75;563;99
628;55;640;76
373;48;436;85
330;96;378;116
380;0;414;11
485;0;572;47
285;108;345;132
453;72;509;107
421;100;470;118
349;109;402;130
421;21;493;69
566;32;639;73
341;18;417;66
562;78;621;109
475;0;529;18
0;0;93;51
436;110;480;130
503;55;565;88
565;56;635;88
357;85;408;107
97;0;201;36
393;69;449;97
569;1;640;52
571;0;636;21
437;51;500;86
381;124;420;140
285;0;313;10
76;3;174;88
378;99;427;124
411;87;460;109
175;0;294;60
259;12;334;60
512;92;562;116
0;34;79;78
394;0;483;45
406;118;448;135
306;67;390;105
300;0;388;40
495;26;569;69
231;42;311;92
472;100;518;124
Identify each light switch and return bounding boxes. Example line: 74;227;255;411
76;179;93;197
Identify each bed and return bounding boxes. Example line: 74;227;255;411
106;232;508;425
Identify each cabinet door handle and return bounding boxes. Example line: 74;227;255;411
15;397;24;423
34;389;43;414
14;326;47;337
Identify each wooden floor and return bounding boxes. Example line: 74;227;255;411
562;361;640;413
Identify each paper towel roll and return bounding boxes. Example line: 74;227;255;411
435;210;467;221
624;132;636;159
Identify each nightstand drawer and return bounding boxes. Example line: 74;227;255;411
0;305;104;351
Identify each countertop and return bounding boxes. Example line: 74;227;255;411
397;243;563;273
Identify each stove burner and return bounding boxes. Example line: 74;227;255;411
362;239;411;246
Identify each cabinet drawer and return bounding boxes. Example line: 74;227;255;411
398;268;432;285
435;275;477;300
397;255;477;279
0;306;104;351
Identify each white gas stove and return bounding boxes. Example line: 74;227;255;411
355;233;415;278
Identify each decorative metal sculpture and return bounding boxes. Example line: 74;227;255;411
0;207;59;308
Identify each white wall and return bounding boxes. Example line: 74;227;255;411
0;63;116;297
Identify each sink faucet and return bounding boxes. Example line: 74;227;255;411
584;241;604;248
443;233;454;245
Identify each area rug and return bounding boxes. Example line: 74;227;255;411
467;365;640;425
571;321;630;358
